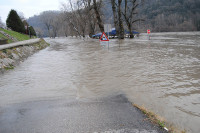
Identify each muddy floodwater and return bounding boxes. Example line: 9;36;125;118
0;32;200;132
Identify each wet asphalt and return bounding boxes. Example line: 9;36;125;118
0;95;167;133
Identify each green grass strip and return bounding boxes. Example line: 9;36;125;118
0;28;30;41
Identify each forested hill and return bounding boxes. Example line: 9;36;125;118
138;0;200;31
143;0;200;17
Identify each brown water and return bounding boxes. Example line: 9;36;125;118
0;32;200;132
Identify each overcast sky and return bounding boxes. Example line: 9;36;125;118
0;0;65;23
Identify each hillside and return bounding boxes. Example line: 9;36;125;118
139;0;200;32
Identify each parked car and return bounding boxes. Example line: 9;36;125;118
92;28;139;39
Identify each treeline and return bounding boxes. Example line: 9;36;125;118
6;9;36;36
28;0;143;38
27;0;200;38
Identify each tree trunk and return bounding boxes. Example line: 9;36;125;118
93;0;104;33
129;26;134;38
89;24;95;38
88;0;95;38
65;32;67;37
45;24;51;37
124;15;133;38
82;29;85;38
122;0;141;38
118;0;124;39
111;0;118;36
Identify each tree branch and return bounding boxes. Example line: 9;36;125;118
132;19;145;24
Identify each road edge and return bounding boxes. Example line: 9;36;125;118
0;38;50;73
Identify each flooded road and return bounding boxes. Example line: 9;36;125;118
0;32;200;132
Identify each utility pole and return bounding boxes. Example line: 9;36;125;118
28;26;31;38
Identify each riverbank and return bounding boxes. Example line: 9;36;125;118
0;38;49;73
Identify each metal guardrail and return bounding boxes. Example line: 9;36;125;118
0;38;40;50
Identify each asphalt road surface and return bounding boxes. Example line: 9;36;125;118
0;95;166;133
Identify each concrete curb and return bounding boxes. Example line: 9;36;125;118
0;38;49;73
0;38;40;50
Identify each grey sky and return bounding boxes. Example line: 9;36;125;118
0;0;65;23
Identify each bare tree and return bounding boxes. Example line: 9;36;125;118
40;11;53;37
110;0;125;39
61;0;82;37
192;13;200;31
51;14;62;38
154;14;165;32
122;0;143;38
59;13;69;37
117;0;124;39
34;27;44;37
76;0;89;37
62;21;69;37
111;0;119;36
85;0;97;38
61;0;100;38
93;0;104;33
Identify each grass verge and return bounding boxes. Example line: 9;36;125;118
133;104;187;133
0;33;13;43
0;28;30;41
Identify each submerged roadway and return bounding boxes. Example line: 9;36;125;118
0;38;167;133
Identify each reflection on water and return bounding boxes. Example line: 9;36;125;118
0;32;200;132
